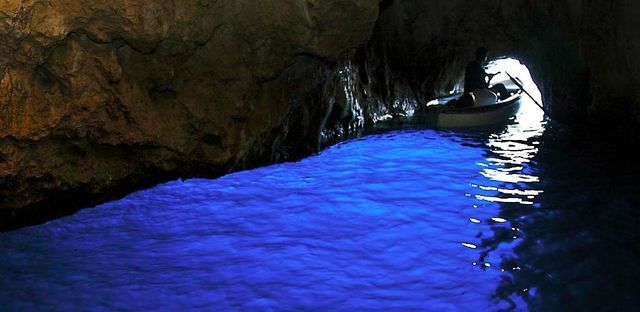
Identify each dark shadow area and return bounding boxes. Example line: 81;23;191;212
480;126;640;311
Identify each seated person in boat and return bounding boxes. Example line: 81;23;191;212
462;47;508;107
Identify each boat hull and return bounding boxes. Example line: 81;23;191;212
423;91;522;129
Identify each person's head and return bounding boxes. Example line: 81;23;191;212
475;47;488;62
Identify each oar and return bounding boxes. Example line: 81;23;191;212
505;71;550;116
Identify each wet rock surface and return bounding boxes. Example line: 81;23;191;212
1;0;639;230
0;0;381;230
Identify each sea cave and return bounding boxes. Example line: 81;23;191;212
1;0;639;310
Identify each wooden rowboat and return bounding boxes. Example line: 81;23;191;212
421;89;523;129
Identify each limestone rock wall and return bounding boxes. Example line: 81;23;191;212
2;0;639;230
0;0;381;230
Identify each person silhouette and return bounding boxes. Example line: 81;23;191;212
463;47;508;106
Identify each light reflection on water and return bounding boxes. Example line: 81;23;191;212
2;64;639;310
0;96;551;311
0;111;548;311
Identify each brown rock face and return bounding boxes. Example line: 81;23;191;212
2;0;639;230
0;0;380;230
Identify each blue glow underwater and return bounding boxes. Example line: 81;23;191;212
0;116;545;310
2;60;639;311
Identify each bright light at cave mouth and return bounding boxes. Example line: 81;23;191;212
427;58;544;124
427;57;544;126
487;57;543;103
488;58;545;126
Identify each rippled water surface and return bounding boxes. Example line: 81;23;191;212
2;85;640;310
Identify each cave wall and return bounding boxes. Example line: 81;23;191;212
0;0;382;230
2;0;639;230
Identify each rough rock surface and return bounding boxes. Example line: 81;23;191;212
0;0;381;230
2;0;639;230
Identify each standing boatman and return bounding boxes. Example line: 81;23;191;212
463;47;507;105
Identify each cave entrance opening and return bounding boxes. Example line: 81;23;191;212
485;57;542;103
441;57;545;126
484;57;545;126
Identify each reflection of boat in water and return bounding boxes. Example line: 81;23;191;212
421;89;523;129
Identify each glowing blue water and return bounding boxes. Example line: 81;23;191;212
0;126;543;310
2;95;640;310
